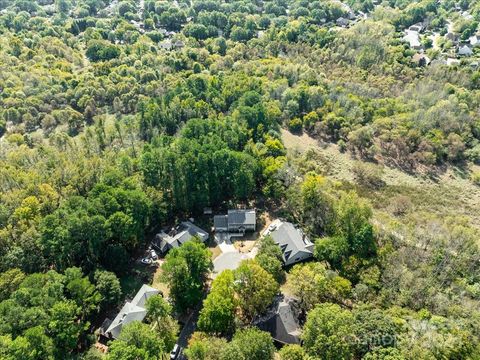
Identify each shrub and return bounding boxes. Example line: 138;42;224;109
287;117;303;133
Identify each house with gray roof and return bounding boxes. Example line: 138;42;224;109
470;34;480;47
445;32;459;44
153;221;209;253
103;284;159;340
458;44;473;56
408;22;424;33
264;220;314;266
254;296;302;345
403;30;422;50
214;209;256;233
336;17;349;27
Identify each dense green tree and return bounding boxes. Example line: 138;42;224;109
279;344;308;360
198;270;236;335
0;269;25;302
162;241;213;313
222;328;275;360
94;270;122;310
107;321;166;360
233;261;279;321
145;295;178;351
255;235;285;283
86;40;121;62
287;262;351;311
302;303;354;360
48;300;84;356
184;332;228;360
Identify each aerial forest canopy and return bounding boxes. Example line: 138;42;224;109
0;0;480;359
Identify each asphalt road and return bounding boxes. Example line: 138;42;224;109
177;307;200;348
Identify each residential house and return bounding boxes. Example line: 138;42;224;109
470;34;480;47
430;58;447;66
153;221;209;253
403;30;422;50
445;32;459;44
458;44;473;56
214;209;256;233
408;22;424;32
173;40;185;49
159;39;185;50
254;296;302;345
101;284;159;340
412;53;430;66
264;220;314;267
462;11;474;21
336;17;349;27
160;39;173;50
447;58;461;66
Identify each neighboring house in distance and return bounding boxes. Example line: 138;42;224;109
430;58;447;66
214;209;256;234
445;32;459;44
447;58;461;66
264;220;314;267
458;44;473;56
336;17;349;27
462;11;474;21
412;53;430;66
408;22;424;32
254;296;302;345
469;34;480;47
403;30;422;50
153;221;209;253
101;284;159;340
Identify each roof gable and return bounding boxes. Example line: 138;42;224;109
227;209;256;226
106;284;159;339
270;222;313;262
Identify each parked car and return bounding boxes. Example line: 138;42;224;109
170;344;181;360
141;257;153;265
150;249;158;260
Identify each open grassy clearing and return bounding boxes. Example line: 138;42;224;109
281;129;480;233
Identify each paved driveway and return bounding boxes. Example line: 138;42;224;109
212;232;258;277
213;251;250;275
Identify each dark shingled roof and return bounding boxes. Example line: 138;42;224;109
214;215;228;229
254;296;302;345
227;209;256;226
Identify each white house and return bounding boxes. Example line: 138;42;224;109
403;30;422;50
469;34;480;47
264;220;314;266
458;44;473;56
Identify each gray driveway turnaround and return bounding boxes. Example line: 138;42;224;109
213;251;251;275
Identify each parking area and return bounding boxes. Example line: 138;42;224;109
212;233;258;277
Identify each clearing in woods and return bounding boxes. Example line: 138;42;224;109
281;129;480;235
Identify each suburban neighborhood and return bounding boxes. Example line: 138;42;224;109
2;0;480;359
95;208;315;357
